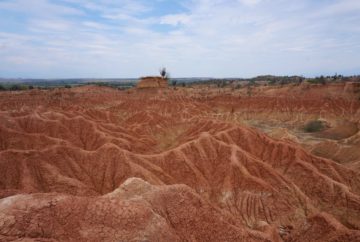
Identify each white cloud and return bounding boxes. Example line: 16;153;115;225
0;0;83;16
313;0;360;17
0;0;359;78
82;21;110;30
29;19;72;32
160;14;191;26
238;0;263;7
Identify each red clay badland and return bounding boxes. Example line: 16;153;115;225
0;80;360;241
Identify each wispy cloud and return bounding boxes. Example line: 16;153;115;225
238;0;263;7
0;0;83;16
0;0;359;78
160;14;191;26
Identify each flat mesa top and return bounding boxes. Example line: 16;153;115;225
137;76;168;88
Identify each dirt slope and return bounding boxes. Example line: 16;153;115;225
0;84;360;241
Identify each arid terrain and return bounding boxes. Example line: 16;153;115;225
1;82;360;241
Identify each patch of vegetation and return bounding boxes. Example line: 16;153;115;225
0;79;87;91
307;76;327;85
303;120;326;133
268;79;277;85
217;80;227;88
90;82;135;90
5;84;30;91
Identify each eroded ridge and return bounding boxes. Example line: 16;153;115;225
0;84;360;241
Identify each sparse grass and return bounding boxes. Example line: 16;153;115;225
304;120;326;133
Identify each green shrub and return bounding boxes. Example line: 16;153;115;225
308;76;327;85
268;79;277;85
10;84;22;91
304;120;326;133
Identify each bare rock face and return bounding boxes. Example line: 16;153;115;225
0;84;359;241
137;76;168;88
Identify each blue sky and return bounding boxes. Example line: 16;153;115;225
0;0;359;78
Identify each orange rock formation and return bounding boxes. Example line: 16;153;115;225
0;84;359;241
137;76;168;88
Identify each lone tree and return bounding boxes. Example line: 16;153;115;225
159;67;170;80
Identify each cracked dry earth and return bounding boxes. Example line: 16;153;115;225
1;84;360;241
